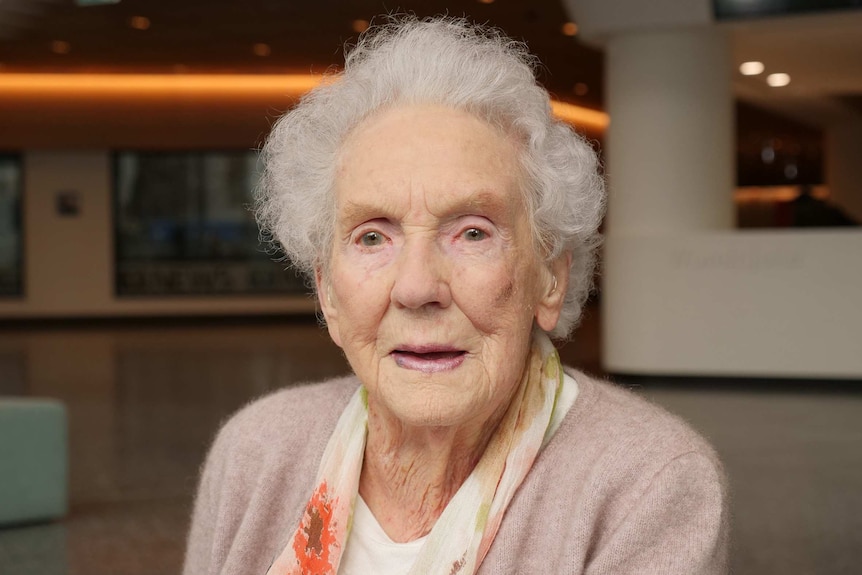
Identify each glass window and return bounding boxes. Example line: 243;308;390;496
714;0;860;20
114;151;306;296
0;154;23;297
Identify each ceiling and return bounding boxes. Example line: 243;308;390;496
2;0;861;123
726;9;862;127
1;0;860;186
0;0;605;109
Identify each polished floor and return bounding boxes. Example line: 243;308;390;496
0;307;860;574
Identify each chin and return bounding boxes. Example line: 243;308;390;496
365;363;503;431
379;394;477;430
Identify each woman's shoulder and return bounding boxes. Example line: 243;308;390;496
184;376;361;575
561;367;720;463
547;368;726;501
227;375;359;429
210;375;360;466
495;369;728;573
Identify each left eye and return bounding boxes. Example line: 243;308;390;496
463;227;487;241
359;231;385;246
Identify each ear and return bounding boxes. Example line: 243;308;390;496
535;252;572;333
315;266;343;348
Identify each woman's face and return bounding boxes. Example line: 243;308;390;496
319;104;566;431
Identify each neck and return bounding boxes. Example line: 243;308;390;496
359;405;504;543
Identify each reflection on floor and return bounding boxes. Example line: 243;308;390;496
0;307;860;575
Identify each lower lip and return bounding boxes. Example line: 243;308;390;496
392;351;466;373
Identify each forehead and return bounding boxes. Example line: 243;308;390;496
334;105;525;218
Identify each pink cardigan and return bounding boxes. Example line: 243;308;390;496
184;369;728;574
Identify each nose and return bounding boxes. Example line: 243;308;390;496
390;235;452;310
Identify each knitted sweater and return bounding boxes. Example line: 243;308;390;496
183;369;729;574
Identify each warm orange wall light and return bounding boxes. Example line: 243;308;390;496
551;101;609;133
0;73;608;132
0;73;321;96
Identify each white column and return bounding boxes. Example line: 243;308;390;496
566;1;862;378
605;27;734;234
601;27;737;375
825;119;862;223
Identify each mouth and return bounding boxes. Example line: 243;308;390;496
390;346;467;373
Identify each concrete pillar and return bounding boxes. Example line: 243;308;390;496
825;119;862;223
605;27;735;234
600;26;738;376
566;0;862;378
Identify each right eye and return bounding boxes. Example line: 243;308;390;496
359;231;384;246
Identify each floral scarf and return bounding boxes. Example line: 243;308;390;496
266;331;565;575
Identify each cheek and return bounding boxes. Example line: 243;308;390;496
332;244;390;295
495;280;515;306
452;262;535;333
330;259;390;333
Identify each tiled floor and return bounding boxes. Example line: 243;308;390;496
635;380;862;575
1;308;860;574
1;318;352;575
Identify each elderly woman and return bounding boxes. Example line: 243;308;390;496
184;17;728;575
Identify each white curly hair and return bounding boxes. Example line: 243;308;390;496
256;15;605;339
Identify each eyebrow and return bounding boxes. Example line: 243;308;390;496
337;201;391;231
338;188;514;226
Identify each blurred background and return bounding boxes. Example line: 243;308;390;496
0;1;860;573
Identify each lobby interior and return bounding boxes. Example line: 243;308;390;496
1;1;861;574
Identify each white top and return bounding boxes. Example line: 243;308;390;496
337;373;579;574
337;495;427;575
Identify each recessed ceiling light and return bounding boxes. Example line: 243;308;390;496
478;0;495;4
766;73;791;87
573;82;588;96
51;41;71;55
562;22;578;36
253;43;271;57
739;61;764;75
130;16;150;30
352;19;369;33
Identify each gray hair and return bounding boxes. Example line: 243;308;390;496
256;15;605;339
